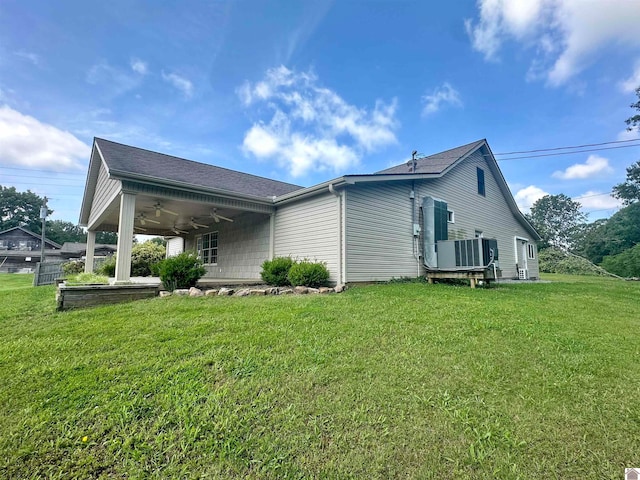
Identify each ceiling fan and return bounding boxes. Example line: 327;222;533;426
208;208;234;223
134;226;147;232
170;225;188;235
136;213;160;226
189;217;208;229
151;201;178;217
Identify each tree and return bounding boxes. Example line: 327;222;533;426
576;202;640;264
625;86;640;132
46;220;86;245
96;231;118;244
612;160;640;205
0;185;51;233
526;194;587;251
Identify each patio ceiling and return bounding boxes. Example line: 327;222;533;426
94;194;263;236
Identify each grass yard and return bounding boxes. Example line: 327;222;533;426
0;274;639;479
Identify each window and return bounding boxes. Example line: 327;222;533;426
527;243;535;259
196;231;218;265
447;210;455;223
477;167;485;196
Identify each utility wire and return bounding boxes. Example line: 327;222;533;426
493;138;640;155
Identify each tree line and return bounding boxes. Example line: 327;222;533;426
0;185;117;245
526;86;640;277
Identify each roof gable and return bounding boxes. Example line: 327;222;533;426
95;138;303;199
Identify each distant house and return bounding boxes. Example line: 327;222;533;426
59;242;117;260
79;138;540;284
0;226;62;273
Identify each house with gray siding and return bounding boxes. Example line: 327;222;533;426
79;138;539;284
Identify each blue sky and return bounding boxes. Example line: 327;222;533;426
1;0;640;224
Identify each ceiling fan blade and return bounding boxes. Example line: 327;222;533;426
146;218;161;224
162;207;179;216
215;214;234;222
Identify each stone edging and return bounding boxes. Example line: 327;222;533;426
160;285;346;298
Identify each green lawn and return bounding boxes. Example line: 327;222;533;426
0;274;639;479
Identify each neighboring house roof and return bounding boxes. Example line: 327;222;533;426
376;139;486;175
95;138;303;199
60;242;117;255
0;226;62;249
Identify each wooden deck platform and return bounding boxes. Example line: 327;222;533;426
426;267;501;288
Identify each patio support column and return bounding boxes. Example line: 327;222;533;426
84;230;96;273
269;213;275;260
115;192;136;283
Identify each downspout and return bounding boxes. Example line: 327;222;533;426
328;183;343;285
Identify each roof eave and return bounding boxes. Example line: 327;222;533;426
109;169;282;205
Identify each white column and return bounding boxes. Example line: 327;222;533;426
115;192;136;283
84;230;96;273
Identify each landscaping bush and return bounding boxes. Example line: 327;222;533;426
97;256;116;277
261;256;295;286
287;260;330;287
155;252;206;291
131;241;166;277
61;260;84;275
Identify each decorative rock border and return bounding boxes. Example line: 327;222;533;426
160;284;346;298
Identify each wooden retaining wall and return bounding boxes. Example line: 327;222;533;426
56;284;159;311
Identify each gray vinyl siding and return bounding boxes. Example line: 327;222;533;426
88;161;121;226
185;212;270;279
415;150;539;279
345;182;419;282
274;192;340;283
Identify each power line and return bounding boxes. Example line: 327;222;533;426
495;144;640;161
493;138;640;156
0;165;85;175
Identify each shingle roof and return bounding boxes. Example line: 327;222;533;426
376;139;486;175
60;242;118;254
95;138;303;199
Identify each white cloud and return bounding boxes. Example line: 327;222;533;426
620;61;640;93
466;0;640;86
421;83;463;116
86;61;141;97
576;191;622;210
514;185;549;212
14;50;40;66
552;155;613;180
130;58;148;75
0;105;89;171
617;128;640;141
238;66;398;177
162;71;194;98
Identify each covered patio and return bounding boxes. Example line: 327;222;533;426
79;138;302;283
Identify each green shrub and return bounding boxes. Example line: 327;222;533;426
261;257;294;286
155;252;206;291
131;241;166;277
97;256;116;277
61;260;84;275
287;260;330;287
65;272;109;285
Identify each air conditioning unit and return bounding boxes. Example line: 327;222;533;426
436;238;498;269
